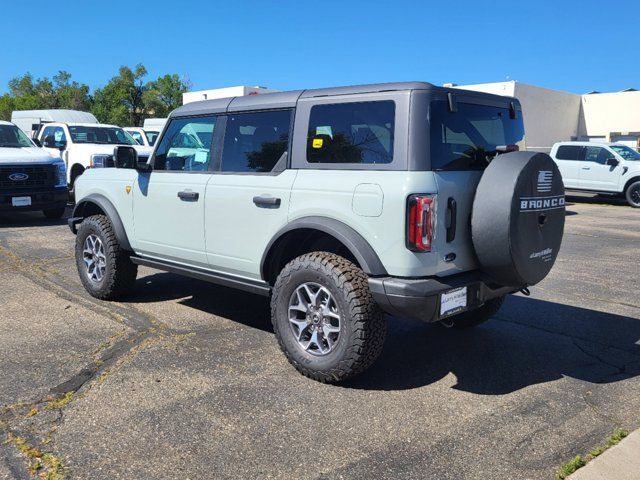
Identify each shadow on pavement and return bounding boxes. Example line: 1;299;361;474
566;194;627;207
0;207;71;228
130;271;640;394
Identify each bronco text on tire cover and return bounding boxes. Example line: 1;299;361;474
471;151;566;287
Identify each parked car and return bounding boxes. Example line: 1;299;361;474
124;127;161;147
0;121;67;218
142;118;167;146
68;82;565;382
34;121;152;192
550;141;640;207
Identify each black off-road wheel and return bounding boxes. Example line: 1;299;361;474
75;215;138;300
625;180;640;208
440;295;505;329
271;252;386;383
42;206;66;219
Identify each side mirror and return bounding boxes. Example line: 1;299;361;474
113;146;138;169
606;157;619;167
43;135;56;148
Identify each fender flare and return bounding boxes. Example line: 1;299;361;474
260;216;387;280
70;194;132;251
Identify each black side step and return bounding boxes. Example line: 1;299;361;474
130;256;271;297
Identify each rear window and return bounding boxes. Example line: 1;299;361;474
307;101;395;164
555;145;584;161
429;101;525;170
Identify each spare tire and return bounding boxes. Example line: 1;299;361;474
471;151;565;286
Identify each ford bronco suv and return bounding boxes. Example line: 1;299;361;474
68;82;565;383
0;121;67;218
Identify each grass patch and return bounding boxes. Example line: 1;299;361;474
588;429;628;458
555;429;630;479
45;392;74;410
556;455;585;479
6;433;65;479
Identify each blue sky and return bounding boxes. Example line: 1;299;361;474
1;0;638;95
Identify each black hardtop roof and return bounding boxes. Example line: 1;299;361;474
170;81;515;117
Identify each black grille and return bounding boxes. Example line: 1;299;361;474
0;165;56;189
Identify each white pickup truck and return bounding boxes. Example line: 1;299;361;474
550;141;640;207
34;122;152;192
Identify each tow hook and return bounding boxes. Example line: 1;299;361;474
519;287;531;296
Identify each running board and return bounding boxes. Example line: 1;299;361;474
130;256;271;297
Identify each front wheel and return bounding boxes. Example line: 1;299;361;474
75;215;138;300
271;252;386;383
625;180;640;208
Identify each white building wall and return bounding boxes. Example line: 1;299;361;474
182;86;279;105
580;91;640;145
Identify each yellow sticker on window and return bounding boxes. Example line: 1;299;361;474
312;138;324;149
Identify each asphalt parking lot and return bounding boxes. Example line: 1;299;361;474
1;194;639;480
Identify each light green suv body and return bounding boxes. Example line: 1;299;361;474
70;82;554;382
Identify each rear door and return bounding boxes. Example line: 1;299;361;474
204;109;296;280
132;115;218;268
552;145;583;188
428;99;525;273
578;145;621;191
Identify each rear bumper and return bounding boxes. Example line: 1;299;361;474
368;271;520;323
0;186;68;212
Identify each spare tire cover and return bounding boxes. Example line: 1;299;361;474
471;151;565;286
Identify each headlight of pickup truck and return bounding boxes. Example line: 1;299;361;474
53;161;67;187
90;154;111;168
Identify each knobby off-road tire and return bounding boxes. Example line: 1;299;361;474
271;252;386;383
625;180;640;208
75;215;138;300
441;295;505;329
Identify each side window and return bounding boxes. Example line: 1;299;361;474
307;101;395;164
130;131;144;145
43;126;67;147
585;146;610;164
221;110;292;173
153;117;216;172
555;145;584;161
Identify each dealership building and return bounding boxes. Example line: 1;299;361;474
452;81;640;152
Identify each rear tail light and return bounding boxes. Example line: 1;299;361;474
406;194;435;252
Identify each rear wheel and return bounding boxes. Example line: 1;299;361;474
440;295;505;329
625;180;640;208
75;215;137;300
271;252;386;383
42;206;66;219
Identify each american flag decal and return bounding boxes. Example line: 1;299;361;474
537;171;553;192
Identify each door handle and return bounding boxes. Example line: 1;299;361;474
582;167;591;170
178;190;199;201
446;197;457;243
253;195;281;208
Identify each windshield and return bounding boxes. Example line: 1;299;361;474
430;101;525;170
68;126;136;145
0;124;34;148
610;145;640;161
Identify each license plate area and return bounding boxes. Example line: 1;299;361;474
440;286;468;318
12;196;32;207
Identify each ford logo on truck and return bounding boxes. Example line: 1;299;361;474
8;173;29;181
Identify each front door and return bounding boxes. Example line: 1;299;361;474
578;145;621;191
132;115;218;268
40;125;66;159
205;109;295;280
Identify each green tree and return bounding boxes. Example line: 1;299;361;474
92;64;148;126
143;74;190;118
